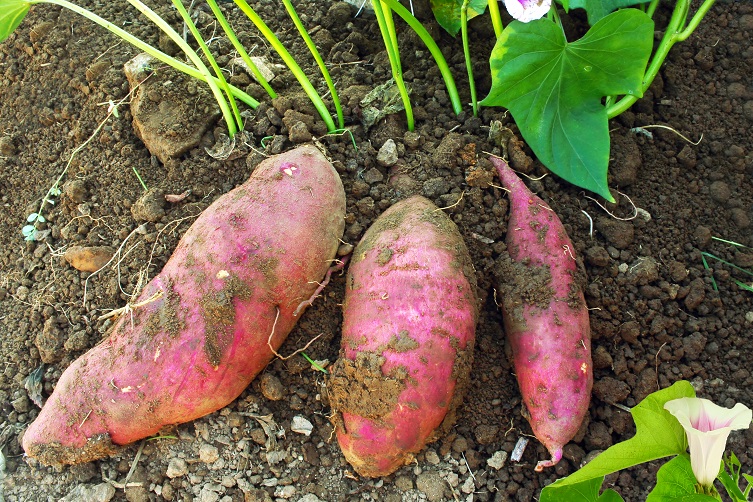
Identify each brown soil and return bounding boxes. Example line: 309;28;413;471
1;0;752;501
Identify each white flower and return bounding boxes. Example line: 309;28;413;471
502;0;551;23
664;397;752;488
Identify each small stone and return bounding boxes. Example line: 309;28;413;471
730;208;751;229
416;471;445;502
709;181;731;203
424;449;440;465
595;218;634;249
11;395;30;413
60;483;116;502
684;278;706;310
394;475;414;492
288;121;312;143
422;177;449;198
64;246;115;273
683;332;707;360
297;496;322;502
585;246;610;267
131;188;166;223
199;443;220;463
166;458;188;478
461;476;475;494
36;318;64;364
199;487;220;502
474;424;499;445
693;226;712;248
487;450;508;470
291;415;313;436
259;373;285;401
593;377;631;404
274;485;296;499
0;136;16;156
376;139;399;167
62;179;88;204
403;130;422;149
362;167;384;184
626;257;659;285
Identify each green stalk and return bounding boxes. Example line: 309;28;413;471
232;0;337;132
172;0;242;134
205;0;277;99
487;0;504;39
372;0;414;130
281;0;343;129
379;0;462;115
607;0;716;119
26;0;259;109
124;0;238;137
461;0;477;116
646;0;661;18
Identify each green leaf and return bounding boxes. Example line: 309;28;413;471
0;0;30;43
21;224;36;237
541;381;694;498
480;9;653;201
647;455;719;502
566;0;652;24
430;0;488;36
540;477;624;502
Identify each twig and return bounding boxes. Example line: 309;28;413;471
584;190;638;221
123;441;145;490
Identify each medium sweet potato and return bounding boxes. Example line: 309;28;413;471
23;145;346;465
328;195;478;477
490;156;592;471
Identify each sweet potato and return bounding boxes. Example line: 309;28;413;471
23;145;346;465
490;156;592;471
328;195;478;477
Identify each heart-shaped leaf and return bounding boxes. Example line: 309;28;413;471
480;8;653;201
540;381;695;499
647;454;719;501
430;0;488;36
0;0;30;43
565;0;653;24
539;476;625;502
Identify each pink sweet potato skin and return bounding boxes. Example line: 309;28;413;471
328;195;478;478
491;157;592;471
23;145;345;465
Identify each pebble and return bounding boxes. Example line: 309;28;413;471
199;443;220;463
424;449;440;465
274;485;296;499
376;139;399;167
64;246;115;273
288;121;312;143
415;471;445;502
595;217;634;249
362;167;384;184
60;483;115;502
131;188;166;222
487;450;508;470
291;415;313;436
166;458;188;478
259;373;285;401
461;476;475;494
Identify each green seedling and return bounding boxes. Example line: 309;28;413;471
429;0;489;116
231;0;337;132
372;0;414;130
205;0;277;100
377;0;463;117
282;0;344;130
301;352;328;374
700;237;753;293
1;0;259;138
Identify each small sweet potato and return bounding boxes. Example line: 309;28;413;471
490;156;592;471
23;145;346;465
328;195;478;477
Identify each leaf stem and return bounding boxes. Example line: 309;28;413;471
27;0;259;109
205;0;277;99
606;0;716;119
372;0;414;130
487;0;504;39
281;0;344;129
379;0;462;115
232;0;337;132
124;0;238;137
171;0;242;135
461;0;477;116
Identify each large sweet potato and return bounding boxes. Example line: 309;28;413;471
23;145;346;465
328;195;478;477
491;156;592;471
